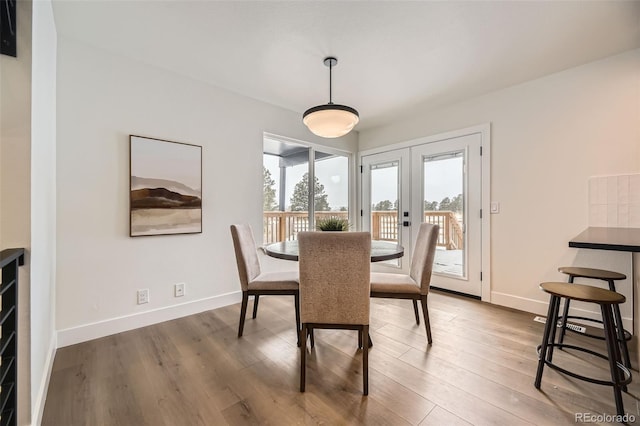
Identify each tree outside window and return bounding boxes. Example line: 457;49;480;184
289;172;330;211
424;193;462;213
372;200;396;211
263;166;278;211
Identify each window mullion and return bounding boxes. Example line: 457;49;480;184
308;148;315;231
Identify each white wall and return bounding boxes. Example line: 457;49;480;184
0;0;32;424
56;38;357;345
30;0;57;422
360;49;640;319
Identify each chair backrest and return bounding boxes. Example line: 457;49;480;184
410;223;440;295
298;231;371;325
230;224;261;291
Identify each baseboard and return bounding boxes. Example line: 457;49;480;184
31;334;57;426
490;291;549;316
57;291;242;348
491;291;633;331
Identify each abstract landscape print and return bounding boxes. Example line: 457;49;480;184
130;135;202;236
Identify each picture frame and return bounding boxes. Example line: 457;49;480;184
1;0;17;58
129;135;202;237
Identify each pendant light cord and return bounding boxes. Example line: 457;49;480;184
328;61;333;104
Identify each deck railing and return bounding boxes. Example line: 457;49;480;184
423;211;464;250
263;211;349;243
263;211;463;249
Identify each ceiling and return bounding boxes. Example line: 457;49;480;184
52;1;640;131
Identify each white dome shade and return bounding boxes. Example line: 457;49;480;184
302;104;359;138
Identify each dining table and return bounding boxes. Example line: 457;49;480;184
264;239;404;262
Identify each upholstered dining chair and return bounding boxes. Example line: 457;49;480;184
370;223;439;344
230;224;300;343
298;231;371;395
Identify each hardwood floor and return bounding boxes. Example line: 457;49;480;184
42;291;640;425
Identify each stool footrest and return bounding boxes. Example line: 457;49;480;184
560;315;631;341
537;343;632;387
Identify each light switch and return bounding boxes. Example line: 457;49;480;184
490;202;500;214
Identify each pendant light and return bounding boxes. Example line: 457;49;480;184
303;57;359;138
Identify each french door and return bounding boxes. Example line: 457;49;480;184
362;133;483;297
361;149;411;269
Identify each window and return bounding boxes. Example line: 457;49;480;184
263;135;351;244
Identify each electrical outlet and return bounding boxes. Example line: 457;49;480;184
174;283;185;297
137;289;149;305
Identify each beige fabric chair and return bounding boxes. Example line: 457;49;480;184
371;223;439;344
298;231;371;395
230;224;300;343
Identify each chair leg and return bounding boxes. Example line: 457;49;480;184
238;291;249;338
535;295;560;388
558;275;574;345
358;329;371;349
601;304;625;416
608;279;631;369
310;328;315;348
252;295;260;319
558;298;570;345
294;292;301;347
363;325;369;396
547;294;561;363
612;303;632;369
300;324;307;392
412;300;420;325
420;295;432;344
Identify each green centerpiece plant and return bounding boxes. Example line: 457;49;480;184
316;217;350;231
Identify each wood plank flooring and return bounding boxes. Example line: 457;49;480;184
42;291;640;425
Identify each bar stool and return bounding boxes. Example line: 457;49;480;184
557;266;631;368
535;282;631;416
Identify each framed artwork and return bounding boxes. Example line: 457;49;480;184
129;135;202;237
1;0;17;57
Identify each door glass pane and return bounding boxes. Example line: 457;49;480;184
370;161;399;243
314;151;349;230
423;151;465;278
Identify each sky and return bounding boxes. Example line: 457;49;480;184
424;156;463;203
369;156;462;205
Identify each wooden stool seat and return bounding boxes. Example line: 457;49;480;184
540;282;625;304
535;281;631;416
558;266;626;281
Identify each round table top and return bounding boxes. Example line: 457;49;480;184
264;239;404;262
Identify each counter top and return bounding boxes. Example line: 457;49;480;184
569;227;640;252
